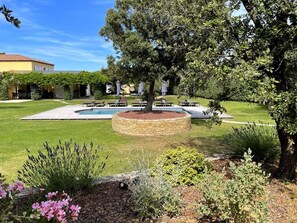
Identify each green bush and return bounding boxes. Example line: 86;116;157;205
63;85;72;100
151;146;211;186
198;149;270;223
195;76;249;101
131;173;181;221
30;89;41;100
18;141;108;193
128;150;181;221
224;123;280;164
0;81;8;100
94;90;103;100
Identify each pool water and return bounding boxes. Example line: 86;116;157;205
76;107;188;115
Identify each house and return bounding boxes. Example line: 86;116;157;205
0;54;106;100
0;54;55;99
0;53;54;73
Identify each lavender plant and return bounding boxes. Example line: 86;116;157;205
18;141;108;193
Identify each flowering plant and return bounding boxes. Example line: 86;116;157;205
32;191;81;223
0;174;81;223
0;177;38;222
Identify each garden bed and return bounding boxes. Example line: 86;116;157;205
72;158;297;223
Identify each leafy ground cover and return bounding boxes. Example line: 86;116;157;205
0;97;273;181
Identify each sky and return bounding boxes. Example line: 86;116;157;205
0;0;116;71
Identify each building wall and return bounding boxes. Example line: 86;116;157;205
32;62;54;71
0;61;54;72
0;61;33;72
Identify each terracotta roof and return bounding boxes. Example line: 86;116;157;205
0;54;54;66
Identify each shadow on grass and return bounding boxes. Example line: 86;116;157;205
0;106;24;109
191;119;208;126
169;136;230;156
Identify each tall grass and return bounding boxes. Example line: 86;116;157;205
224;123;280;164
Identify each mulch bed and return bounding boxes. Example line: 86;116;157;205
72;158;297;223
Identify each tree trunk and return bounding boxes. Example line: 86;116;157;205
144;80;155;112
275;123;297;180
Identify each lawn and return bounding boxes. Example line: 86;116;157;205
0;97;274;181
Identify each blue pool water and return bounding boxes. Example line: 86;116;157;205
76;107;188;115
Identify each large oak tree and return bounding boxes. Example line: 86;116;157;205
100;0;195;111
154;0;297;180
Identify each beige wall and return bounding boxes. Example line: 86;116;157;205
0;61;33;72
0;61;54;72
112;113;191;136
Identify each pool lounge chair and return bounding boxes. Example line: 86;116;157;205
154;99;173;106
107;98;128;107
178;100;199;107
131;100;147;107
93;100;105;107
83;101;95;107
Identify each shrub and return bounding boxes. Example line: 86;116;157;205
0;80;8;100
63;85;72;100
224;123;280;164
94;90;103;100
30;89;41;100
130;172;181;221
129;150;181;221
151;146;211;186
18;141;108;192
198;149;270;223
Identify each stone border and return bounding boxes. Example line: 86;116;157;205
112;111;191;136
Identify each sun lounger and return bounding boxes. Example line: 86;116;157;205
107;98;128;107
93;101;105;107
154;99;173;106
131;100;147;107
178;100;199;106
83;101;95;107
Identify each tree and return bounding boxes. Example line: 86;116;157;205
153;0;297;179
0;5;20;28
100;0;191;111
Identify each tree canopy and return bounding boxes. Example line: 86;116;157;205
0;5;20;28
100;0;297;179
100;0;192;111
151;0;297;179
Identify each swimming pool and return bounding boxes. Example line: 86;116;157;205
76;107;189;115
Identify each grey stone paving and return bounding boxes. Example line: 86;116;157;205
0;99;32;103
21;104;233;120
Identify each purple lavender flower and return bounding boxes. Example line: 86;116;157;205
8;181;25;192
0;186;7;199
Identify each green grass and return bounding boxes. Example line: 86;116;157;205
0;97;274;181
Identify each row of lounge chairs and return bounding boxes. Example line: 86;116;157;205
178;100;199;106
83;99;199;107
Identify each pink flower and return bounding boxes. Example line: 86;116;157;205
33;191;81;223
32;202;40;210
9;181;25;192
46;191;58;199
39;188;45;193
0;186;7;199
